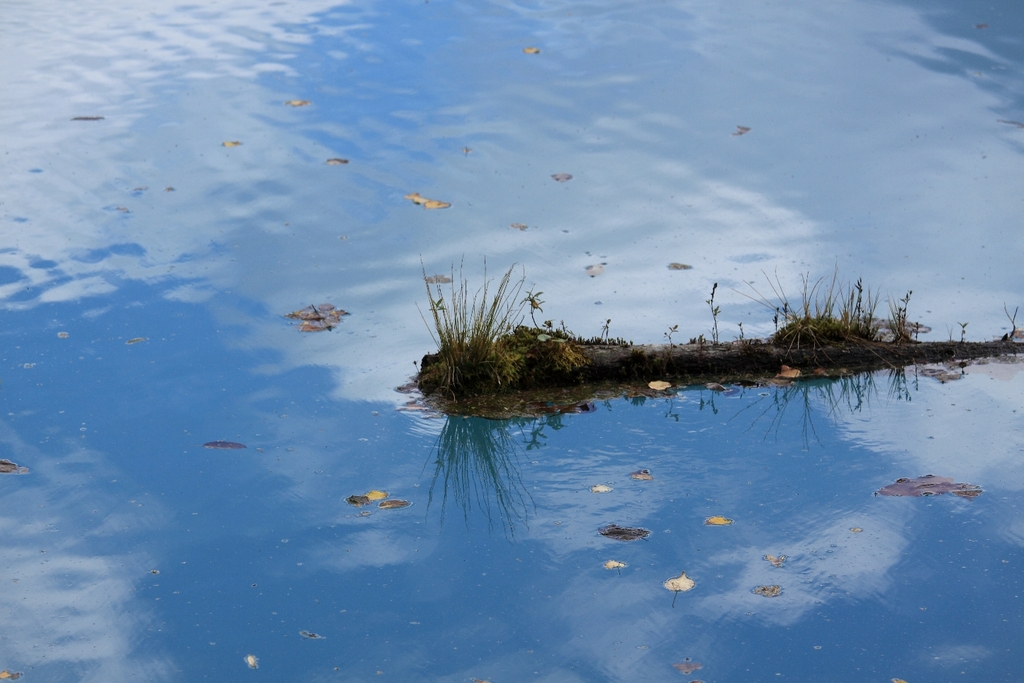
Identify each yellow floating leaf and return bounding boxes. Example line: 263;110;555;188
404;192;450;209
648;380;671;391
705;515;733;526
364;490;388;501
777;365;801;378
590;484;612;493
285;99;310;106
765;554;786;567
663;571;695;592
222;141;242;147
244;654;259;669
0;671;23;680
603;560;626;570
523;47;541;54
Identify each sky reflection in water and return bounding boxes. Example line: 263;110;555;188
2;0;1024;680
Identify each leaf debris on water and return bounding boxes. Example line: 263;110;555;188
591;484;613;493
648;381;671;391
126;337;147;344
58;331;69;338
585;263;605;277
705;382;726;391
365;490;388;501
777;365;801;378
764;554;786;567
510;223;528;231
753;584;781;597
603;560;626;570
244;654;259;669
599;524;651;541
203;441;246;449
326;158;349;165
0;671;23;679
404;192;450;209
72;116;104;121
705;516;733;526
732;125;751;136
667;263;692;270
663;571;695;592
379;499;411;509
672;658;703;674
551;173;573;182
850;527;863;533
875;475;982;498
346;495;372;507
0;459;28;475
523;47;541;54
222;141;242;147
285;304;349;332
629;469;653;481
299;630;326;639
285;100;311;107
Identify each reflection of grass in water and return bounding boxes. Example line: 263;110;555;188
427;416;534;537
739;370;911;447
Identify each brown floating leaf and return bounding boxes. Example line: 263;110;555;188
585;263;605;277
0;671;23;680
777;365;801;379
603;560;626;570
875;475;982;498
551;173;573;182
704;382;726;391
648;380;671;391
299;630;326;639
599;523;651;541
753;585;781;597
630;469;654;481
165;187;175;191
667;263;692;270
222;141;242;147
0;459;25;474
346;495;372;507
285;304;349;331
672;658;703;674
732;125;751;136
203;441;246;449
523;47;541;54
591;484;613;493
510;223;528;231
72;116;104;121
764;554;786;567
126;337;147;344
285;99;310;107
663;571;695;592
704;516;733;526
424;274;452;284
58;331;69;338
461;146;473;155
404;192;451;209
378;499;411;509
245;654;259;669
326;158;349;165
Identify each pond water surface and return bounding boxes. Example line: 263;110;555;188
3;0;1024;681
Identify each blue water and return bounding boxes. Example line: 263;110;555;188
3;0;1024;680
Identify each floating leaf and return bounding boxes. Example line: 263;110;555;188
777;365;801;379
523;47;541;54
203;441;246;449
667;263;692;270
126;337;147;344
753;584;781;597
630;469;653;481
244;654;259;669
732;125;751;136
705;516;733;526
285;304;349;331
591;484;613;493
71;116;104;121
704;382;726;391
365;490;388;501
585;263;605;277
648;381;671;391
285;100;310;107
222;141;242;147
0;671;23;680
875;475;982;498
165;187;175;191
0;459;28;474
663;571;695;592
551;173;573;182
850;527;863;533
346;495;372;507
379;499;411;509
510;223;528;231
326;158;349;165
461;147;472;155
603;560;626;570
672;659;702;674
599;524;651;541
299;630;326;639
57;331;69;338
892;679;909;683
404;192;451;209
765;554;786;567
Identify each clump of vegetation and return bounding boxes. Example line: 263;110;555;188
748;270;881;348
418;265;590;397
